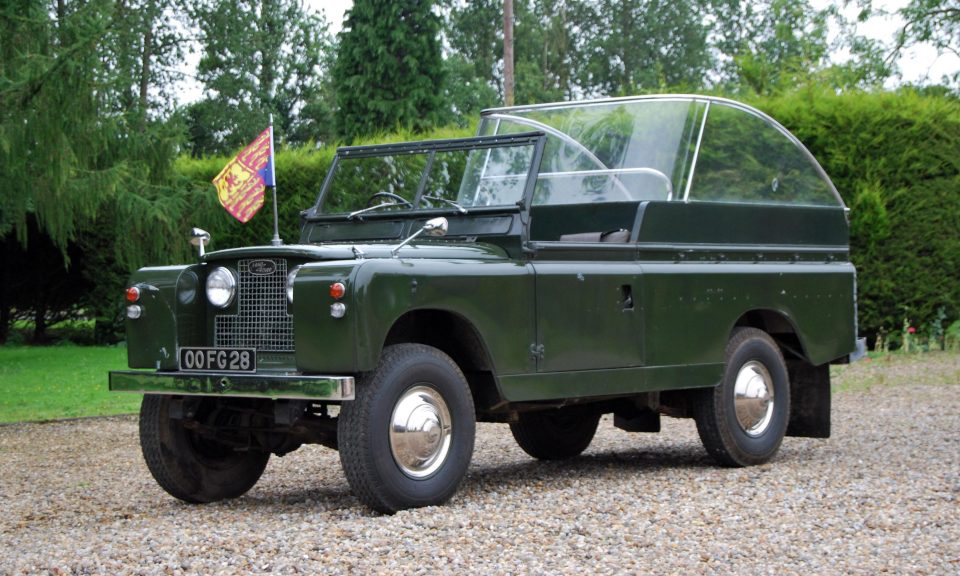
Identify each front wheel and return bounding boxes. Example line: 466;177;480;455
693;327;791;467
139;396;270;503
338;344;476;513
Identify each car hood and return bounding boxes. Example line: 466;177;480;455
201;241;508;262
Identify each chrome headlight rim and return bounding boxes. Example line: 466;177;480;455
206;266;237;308
286;265;302;304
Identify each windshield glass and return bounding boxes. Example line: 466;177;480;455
319;136;539;215
480;99;705;205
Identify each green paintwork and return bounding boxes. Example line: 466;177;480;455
499;363;724;402
109;370;354;400
293;256;536;376
113;99;858;408
125;265;205;370
634;202;849;247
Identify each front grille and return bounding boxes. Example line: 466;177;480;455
215;258;294;352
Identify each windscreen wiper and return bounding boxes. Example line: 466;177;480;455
422;195;468;214
348;202;396;220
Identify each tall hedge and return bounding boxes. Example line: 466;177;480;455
756;90;960;343
174;92;960;345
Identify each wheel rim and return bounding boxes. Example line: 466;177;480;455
733;360;775;437
389;385;453;479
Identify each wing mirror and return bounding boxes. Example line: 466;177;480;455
422;217;449;237
190;228;211;258
391;217;448;257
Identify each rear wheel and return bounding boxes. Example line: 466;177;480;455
694;327;791;467
510;407;601;460
338;344;476;513
139;395;270;503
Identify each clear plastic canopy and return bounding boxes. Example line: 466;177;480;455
480;96;842;207
320;96;843;216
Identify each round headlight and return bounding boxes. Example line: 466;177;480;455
286;266;301;304
206;267;236;308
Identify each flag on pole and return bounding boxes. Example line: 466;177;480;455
212;127;275;223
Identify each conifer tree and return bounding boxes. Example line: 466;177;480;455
333;0;446;141
0;0;191;342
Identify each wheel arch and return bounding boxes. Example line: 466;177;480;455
732;308;831;439
383;309;505;414
733;308;809;362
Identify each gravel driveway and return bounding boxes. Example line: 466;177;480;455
1;355;958;575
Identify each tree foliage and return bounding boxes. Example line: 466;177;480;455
895;0;960;83
439;0;882;105
718;0;832;94
0;0;191;342
575;0;713;95
186;0;334;155
333;0;446;142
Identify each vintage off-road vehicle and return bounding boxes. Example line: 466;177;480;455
110;96;863;513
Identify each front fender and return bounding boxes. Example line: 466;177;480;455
126;265;204;369
295;257;534;376
352;258;535;375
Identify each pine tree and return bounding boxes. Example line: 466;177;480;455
0;0;192;342
333;0;446;141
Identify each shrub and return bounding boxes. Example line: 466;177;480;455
756;89;960;343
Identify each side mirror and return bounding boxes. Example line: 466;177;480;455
190;228;211;257
422;217;449;237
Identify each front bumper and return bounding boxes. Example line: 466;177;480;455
109;370;355;401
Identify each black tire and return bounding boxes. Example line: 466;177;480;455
510;408;601;460
693;327;791;467
139;395;270;503
338;344;476;513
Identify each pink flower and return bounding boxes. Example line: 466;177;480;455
907;326;916;334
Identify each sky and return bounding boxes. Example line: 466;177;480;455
179;0;958;103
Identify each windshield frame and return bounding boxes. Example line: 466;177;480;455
307;132;548;219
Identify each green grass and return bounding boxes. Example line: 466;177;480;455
0;346;140;423
831;350;960;393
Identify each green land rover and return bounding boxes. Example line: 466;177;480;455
110;96;864;513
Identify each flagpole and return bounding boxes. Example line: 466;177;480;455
269;114;283;246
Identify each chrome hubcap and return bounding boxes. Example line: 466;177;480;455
389;385;452;478
733;361;775;437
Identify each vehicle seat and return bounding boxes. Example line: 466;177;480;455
558;229;630;243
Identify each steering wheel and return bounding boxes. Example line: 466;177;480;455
366;191;413;208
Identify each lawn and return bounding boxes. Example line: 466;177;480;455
831;350;960;392
0;345;957;424
0;346;140;423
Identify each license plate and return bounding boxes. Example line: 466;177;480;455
179;347;256;373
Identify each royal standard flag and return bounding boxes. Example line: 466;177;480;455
212;127;275;223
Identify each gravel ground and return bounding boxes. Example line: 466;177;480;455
1;355;958;575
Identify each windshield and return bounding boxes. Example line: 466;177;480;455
318;135;542;215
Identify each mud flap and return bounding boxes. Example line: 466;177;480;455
786;360;831;438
